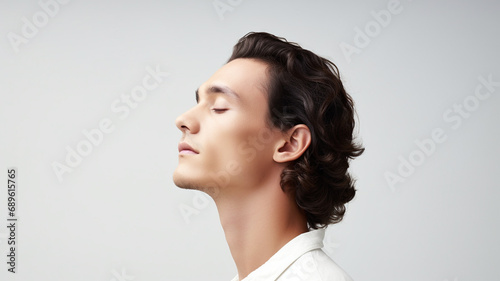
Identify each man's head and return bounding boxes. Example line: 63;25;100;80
173;32;364;229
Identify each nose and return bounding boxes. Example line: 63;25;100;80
175;106;200;134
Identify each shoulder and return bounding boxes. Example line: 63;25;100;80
277;249;353;281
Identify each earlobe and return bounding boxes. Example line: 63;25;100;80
273;124;311;163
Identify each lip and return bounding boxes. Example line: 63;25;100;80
178;142;199;154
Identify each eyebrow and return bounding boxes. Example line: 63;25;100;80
195;85;241;103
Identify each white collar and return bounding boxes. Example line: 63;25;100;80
231;228;326;281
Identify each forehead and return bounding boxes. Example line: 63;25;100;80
199;58;269;102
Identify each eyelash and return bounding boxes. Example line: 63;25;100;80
212;108;228;113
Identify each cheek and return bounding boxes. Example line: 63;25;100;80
209;122;277;179
202;120;251;166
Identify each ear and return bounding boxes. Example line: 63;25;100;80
273;124;311;163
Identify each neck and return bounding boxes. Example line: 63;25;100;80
214;174;308;280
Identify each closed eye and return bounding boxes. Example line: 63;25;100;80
212;108;228;113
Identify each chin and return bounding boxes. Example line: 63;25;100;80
172;168;201;190
172;168;192;189
172;169;221;198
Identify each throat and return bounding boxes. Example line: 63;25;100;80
215;187;308;280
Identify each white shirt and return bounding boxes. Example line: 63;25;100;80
230;229;354;281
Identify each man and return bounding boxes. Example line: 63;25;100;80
173;32;364;280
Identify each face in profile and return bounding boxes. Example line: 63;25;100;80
173;58;284;198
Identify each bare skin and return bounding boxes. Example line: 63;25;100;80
173;58;311;279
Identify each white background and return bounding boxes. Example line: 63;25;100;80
1;0;499;280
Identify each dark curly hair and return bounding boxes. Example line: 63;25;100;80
228;32;364;229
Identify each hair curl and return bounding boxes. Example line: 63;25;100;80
228;32;364;229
